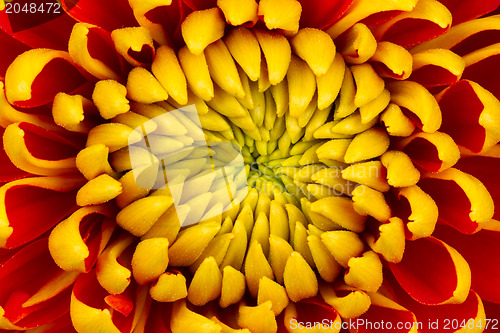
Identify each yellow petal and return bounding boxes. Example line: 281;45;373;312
220;265;246;308
52;93;95;133
387;80;442;133
307;235;342;282
127;67;169;104
257;0;302;35
254;29;292;85
181;8;225;55
316;53;345;110
268;235;293;284
92;80;130;119
111;27;154;66
245;241;275;297
257;276;289;316
150;271;188;302
359;89;390;124
171;300;222;333
205;40;245;98
380;150;420;187
188;257;223;306
150;46;188;104
341;161;390;192
238;301;277;333
310;197;366;232
320;283;371;319
287;55;316;118
70;294;121;333
344;127;390;164
217;0;258;26
364;217;406;263
379;103;416;137
351;63;385;108
284;252;318;302
96;235;134;294
178;46;214;101
116;196;173;236
336;23;377;65
398;185;439;240
335;67;357;118
132;238;169;285
221;219;248;270
225;27;261;81
76;174;122;206
370;41;413;80
321;230;364;267
344;251;383;292
352;185;391;222
291;28;336;76
128;0;172;45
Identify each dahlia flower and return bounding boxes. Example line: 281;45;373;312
1;0;500;331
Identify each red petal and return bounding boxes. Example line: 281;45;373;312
182;0;217;10
0;176;85;248
483;300;500;333
0;9;76;51
297;0;354;30
419;168;494;234
0;238;73;329
437;0;500;25
455;155;500;220
143;0;190;48
144;302;172;333
388;237;470;305
61;0;138;32
434;223;500;304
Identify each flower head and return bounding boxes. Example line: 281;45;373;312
1;0;500;332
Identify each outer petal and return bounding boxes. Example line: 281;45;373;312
388;237;471;305
0;9;76;51
61;0;138;32
3;122;80;176
436;0;500;26
0;175;85;248
462;42;500;102
0;127;31;183
280;296;341;332
434;222;500;304
436;80;500;153
0;238;78;330
419;168;494;234
297;0;353;30
483;301;500;333
4;49;88;108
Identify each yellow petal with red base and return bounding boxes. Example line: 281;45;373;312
0;175;84;248
282;299;341;332
410;48;465;89
420;168;494;234
128;0;173;46
387;81;441;133
217;0;258;26
397;131;460;172
49;205;115;272
336;23;377;65
327;0;418;39
111;27;155;67
181;8;225;55
68;23;122;81
257;0;302;35
3;122;78;176
389;236;471;305
5;49;87;108
370;41;413;80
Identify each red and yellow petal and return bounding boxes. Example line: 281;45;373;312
0;175;85;248
4;49;88;108
419;168;494;234
434;222;500;304
389;237;471;306
0;238;77;330
0;29;29;80
436;80;500;153
433;0;500;26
